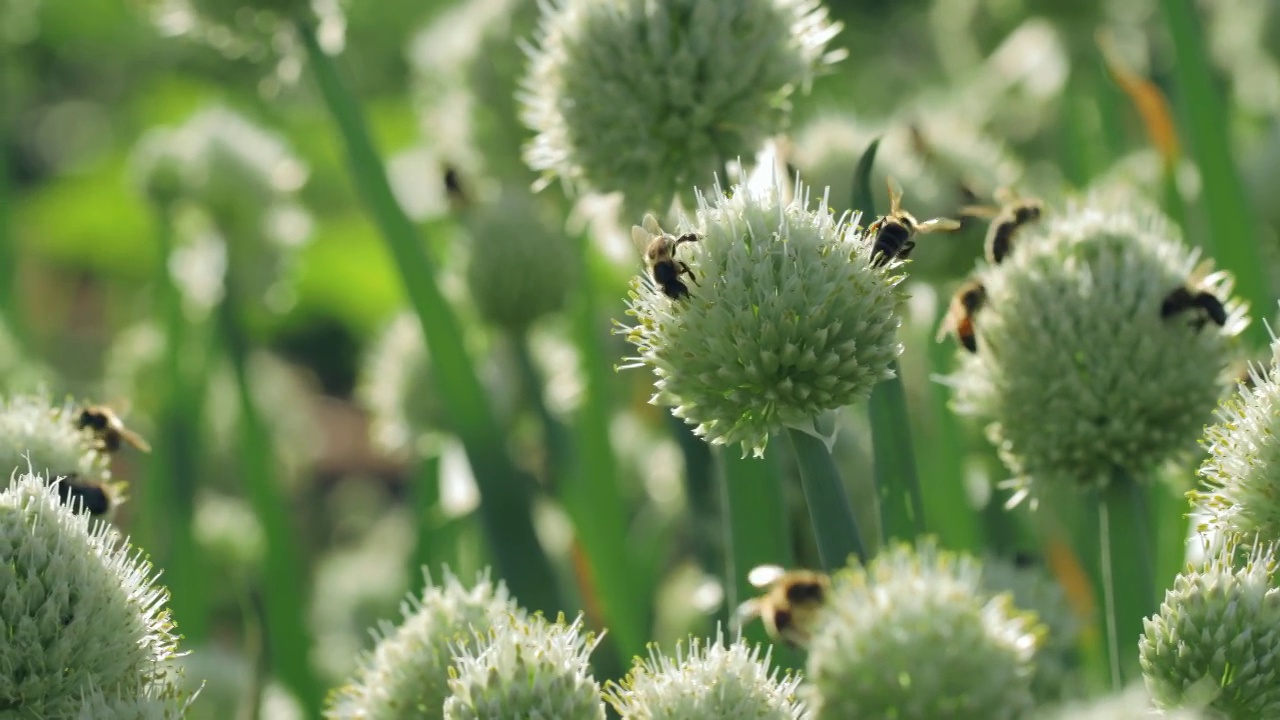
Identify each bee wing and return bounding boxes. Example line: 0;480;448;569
641;213;663;236
1186;258;1216;285
631;223;654;256
935;304;960;343
119;428;152;453
917;217;963;234
884;177;904;215
993;186;1018;205
732;598;763;634
957;204;1000;219
747;564;787;588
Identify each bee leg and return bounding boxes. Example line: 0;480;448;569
679;261;700;286
900;240;917;260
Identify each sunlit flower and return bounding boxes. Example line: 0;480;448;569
617;177;905;457
604;628;807;719
443;612;606;720
0;472;186;716
325;568;521;720
1140;538;1280;718
0;391;113;506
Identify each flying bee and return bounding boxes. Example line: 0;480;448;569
78;404;151;454
632;213;701;300
867;179;962;267
442;163;469;211
935;279;988;353
1160;259;1228;331
52;473;112;516
734;564;831;648
960;187;1044;265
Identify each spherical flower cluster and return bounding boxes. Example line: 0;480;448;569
0;391;112;496
71;681;195;720
617;178;907;457
325;568;521;720
520;0;844;216
803;539;1043;720
604;629;806;719
443;613;606;720
0;472;186;717
463;186;576;333
946;192;1246;502
131;107;312;307
1192;338;1280;543
1140;539;1280;718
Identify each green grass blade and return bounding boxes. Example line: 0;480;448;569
215;291;320;717
853;137;925;541
296;18;562;615
920;316;982;552
1161;0;1271;344
559;233;646;665
786;427;866;569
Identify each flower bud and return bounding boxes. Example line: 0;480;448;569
617;178;905;457
1140;539;1280;718
803;539;1043;720
520;0;844;216
605;628;806;719
946;192;1246;502
0;472;184;716
325;568;521;720
443;612;606;720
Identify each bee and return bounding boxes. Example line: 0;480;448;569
734;564;831;648
867;179;962;267
935;278;988;353
78;405;151;454
632;213;701;300
443;163;469;211
960;188;1045;265
52;473;112;516
1160;259;1228;331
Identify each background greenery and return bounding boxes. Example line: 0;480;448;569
3;0;1279;716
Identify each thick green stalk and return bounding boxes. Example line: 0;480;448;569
785;427;866;570
511;332;571;491
867;371;925;541
296;18;561;614
146;207;209;642
920;312;981;552
716;448;800;669
1162;0;1270;344
1096;471;1155;689
408;453;450;576
215;290;319;718
558;235;645;665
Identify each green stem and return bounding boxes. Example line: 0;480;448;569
1161;0;1270;344
1096;472;1155;689
147;207;209;642
868;367;926;541
511;331;571;490
296;17;561;614
670;414;719;574
215;290;319;718
0;50;28;351
921;306;981;552
717;448;800;669
409;452;446;575
785;427;866;570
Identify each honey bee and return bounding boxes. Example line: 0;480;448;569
935;279;988;353
867;179;962;267
960;188;1044;265
52;473;112;516
1160;259;1228;331
443;163;469;211
78;405;151;454
632;214;701;300
734;564;831;648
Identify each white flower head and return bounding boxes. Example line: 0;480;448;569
617;176;905;457
520;0;844;216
